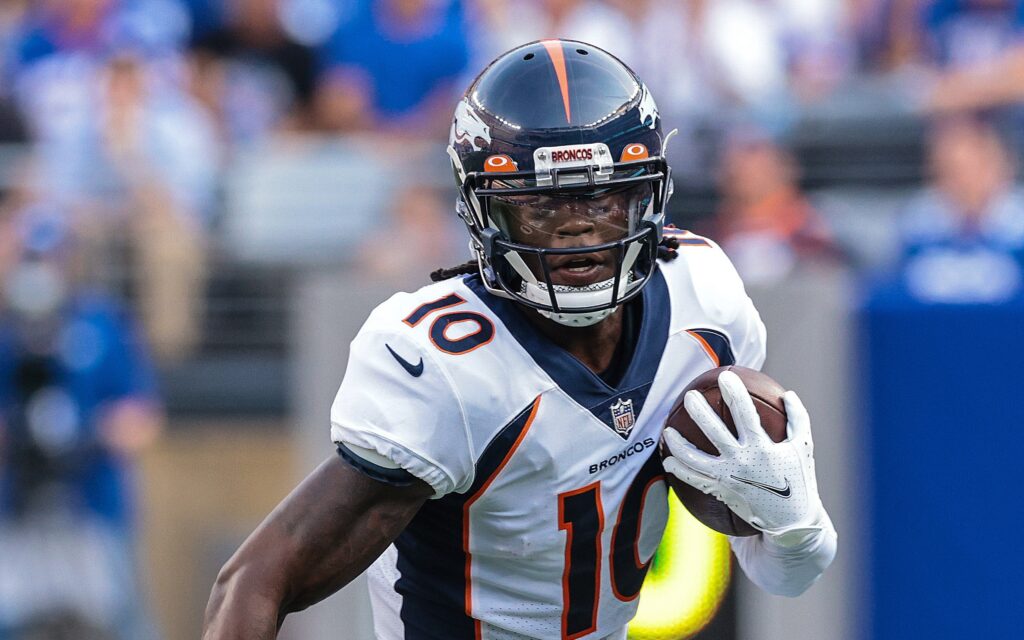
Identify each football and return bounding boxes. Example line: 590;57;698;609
662;365;789;536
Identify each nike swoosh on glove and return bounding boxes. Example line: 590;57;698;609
661;370;830;546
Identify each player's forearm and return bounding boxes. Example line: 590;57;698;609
203;557;288;640
203;457;431;638
203;541;373;639
729;511;837;597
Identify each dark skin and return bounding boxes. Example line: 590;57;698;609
202;459;433;639
202;195;630;638
524;303;625;372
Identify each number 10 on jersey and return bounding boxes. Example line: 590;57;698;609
558;470;732;639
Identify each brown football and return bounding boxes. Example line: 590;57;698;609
661;365;789;536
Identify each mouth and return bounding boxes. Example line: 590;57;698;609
547;253;612;286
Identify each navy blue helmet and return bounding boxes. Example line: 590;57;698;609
448;39;674;326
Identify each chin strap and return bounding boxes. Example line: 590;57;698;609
520;272;637;327
538;305;616;327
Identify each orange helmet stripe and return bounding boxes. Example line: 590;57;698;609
541;40;571;123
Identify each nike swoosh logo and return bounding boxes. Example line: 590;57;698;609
386;344;424;377
729;475;792;499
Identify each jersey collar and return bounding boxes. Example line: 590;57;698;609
465;269;670;437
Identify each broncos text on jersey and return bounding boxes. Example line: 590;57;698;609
330;233;766;640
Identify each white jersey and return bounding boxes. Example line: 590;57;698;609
330;234;766;640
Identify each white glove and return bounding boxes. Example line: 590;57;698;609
662;371;828;545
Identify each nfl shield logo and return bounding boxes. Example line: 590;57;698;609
610;398;635;437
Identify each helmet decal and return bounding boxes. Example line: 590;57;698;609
452;99;492;151
484;154;518;172
540;40;572;123
638;85;658;129
620;143;650;162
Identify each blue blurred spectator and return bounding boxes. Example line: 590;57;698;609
1;1;214;364
10;0;190;71
898;115;1024;302
189;0;322;144
0;208;162;639
923;0;1024;68
465;0;846;174
480;0;797;125
12;43;216;363
854;0;1024;71
0;207;162;527
17;52;218;223
0;1;29;92
13;0;122;67
907;0;1024;119
182;0;226;39
315;0;469;134
7;0;213;220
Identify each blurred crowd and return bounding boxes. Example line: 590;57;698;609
0;0;1021;344
1;0;1024;636
2;0;1022;139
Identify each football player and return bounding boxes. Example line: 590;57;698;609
203;40;837;640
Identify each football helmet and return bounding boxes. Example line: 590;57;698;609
448;40;675;326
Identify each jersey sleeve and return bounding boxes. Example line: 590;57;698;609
730;285;767;371
704;238;767;370
671;235;767;369
330;326;473;498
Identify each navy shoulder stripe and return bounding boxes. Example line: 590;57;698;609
686;328;736;367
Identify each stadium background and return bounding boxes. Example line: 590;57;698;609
0;1;1019;639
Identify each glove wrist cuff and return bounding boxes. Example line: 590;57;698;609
760;503;834;549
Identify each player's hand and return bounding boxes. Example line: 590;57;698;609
661;371;827;544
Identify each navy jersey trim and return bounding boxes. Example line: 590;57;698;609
395;397;540;639
686;328;736;367
335;444;417;486
393;493;469;639
466;397;541;495
464;270;670;438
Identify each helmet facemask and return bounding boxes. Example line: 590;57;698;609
455;153;672;327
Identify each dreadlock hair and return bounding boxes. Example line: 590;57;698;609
429;235;681;282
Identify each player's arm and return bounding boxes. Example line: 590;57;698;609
202;454;432;640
